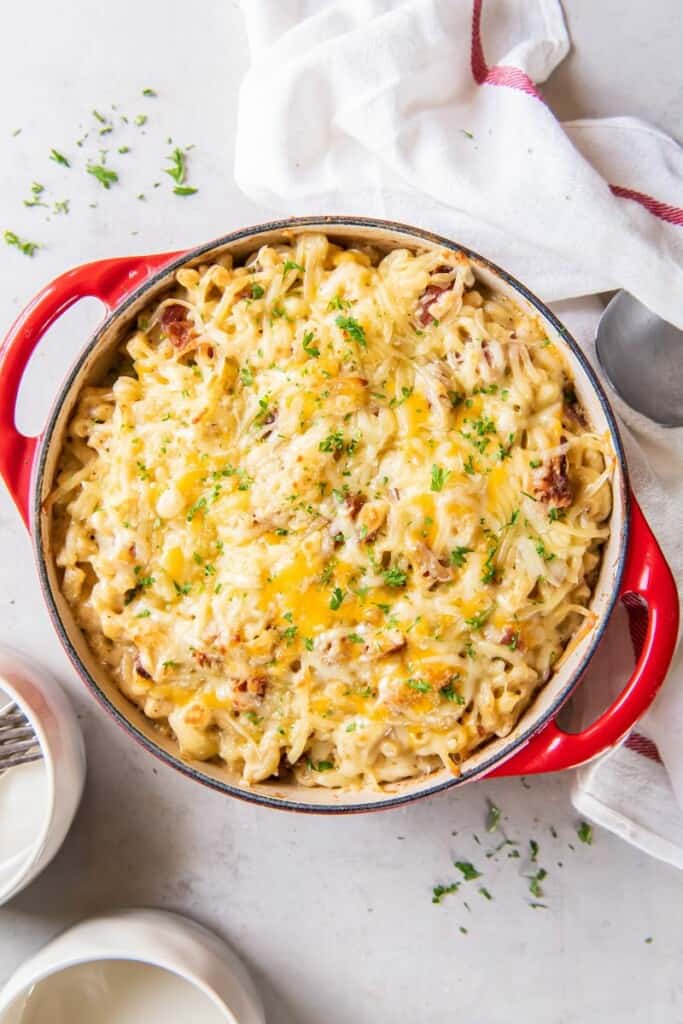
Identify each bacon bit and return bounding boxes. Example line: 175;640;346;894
500;627;523;651
135;658;153;681
236;676;267;699
533;453;573;507
193;650;220;669
563;384;587;427
160;303;195;349
415;266;456;326
345;492;367;518
415;543;452;584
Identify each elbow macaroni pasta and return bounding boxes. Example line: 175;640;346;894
50;234;613;790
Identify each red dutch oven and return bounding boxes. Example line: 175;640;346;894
0;217;678;813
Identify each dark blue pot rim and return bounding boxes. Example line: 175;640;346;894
32;216;630;814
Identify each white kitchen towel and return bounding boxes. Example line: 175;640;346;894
235;0;683;326
235;0;683;863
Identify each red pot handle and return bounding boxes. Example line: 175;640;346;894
0;251;183;527
488;496;679;778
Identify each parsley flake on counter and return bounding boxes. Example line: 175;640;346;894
4;230;40;257
134;114;147;127
454;861;482;881
528;869;547;899
486;801;501;832
165;146;187;184
142;88;158;97
479;886;493;900
50;148;70;167
577;821;593;845
432;883;459;904
174;185;198;196
87;163;119;189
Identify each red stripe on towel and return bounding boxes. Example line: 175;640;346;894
470;0;545;101
471;2;683;228
625;733;663;764
609;185;683;227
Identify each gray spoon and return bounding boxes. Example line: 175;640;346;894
595;291;683;427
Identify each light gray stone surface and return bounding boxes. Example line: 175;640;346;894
0;3;681;1020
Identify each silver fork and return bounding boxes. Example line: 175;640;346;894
0;702;42;773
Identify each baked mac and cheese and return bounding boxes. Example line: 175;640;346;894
50;234;613;789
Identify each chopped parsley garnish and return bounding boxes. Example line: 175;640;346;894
481;546;498;585
389;386;413;408
329;587;344;610
186;496;207;521
450;546;471;568
87;163;118;189
249;283;265;300
535;540;555;561
448;390;465;408
430;464;450;492
303;637;314;651
521;489;537;502
528;868;547;898
440;680;465;704
173;580;192;596
135;609;151;618
505;631;519;650
529;458;542;469
406;678;431;693
319;431;345;453
347;632;364;644
309;759;334;772
302;331;319;358
282;259;304;275
328;295;351;311
335;315;367;348
50;148;70;167
463;454;476;475
4;230;39;257
486;801;501;832
240;365;254;386
465;606;492;630
548;507;566;522
455;861;482;881
281;625;298;644
432;883;459;905
382;566;408;588
577;821;593;845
